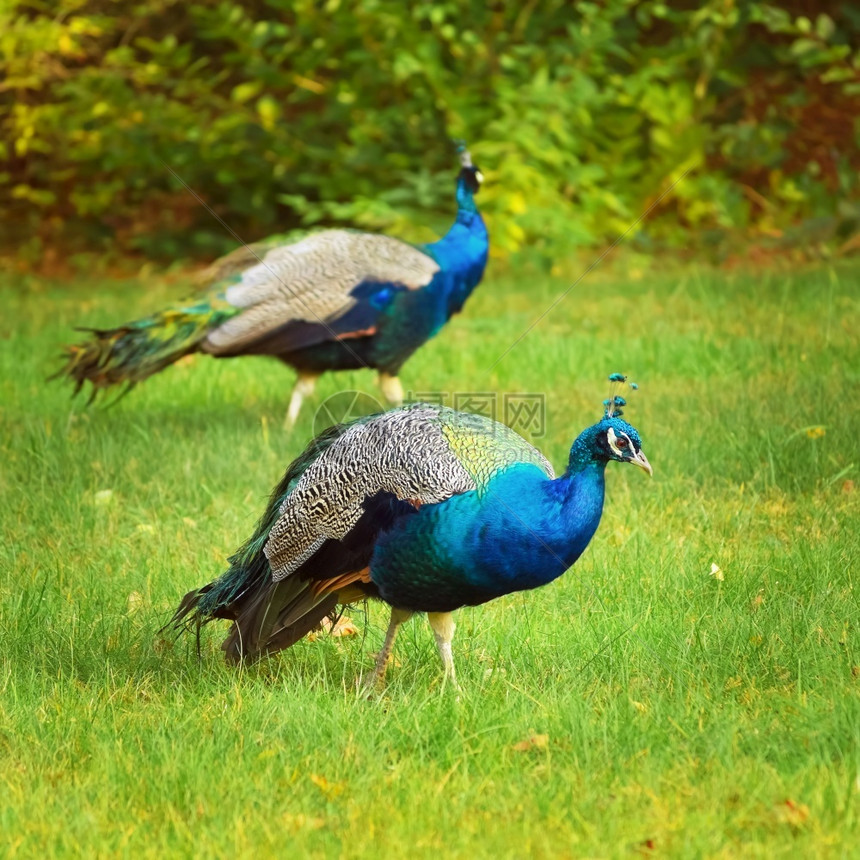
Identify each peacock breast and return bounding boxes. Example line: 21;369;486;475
369;465;575;612
368;274;453;371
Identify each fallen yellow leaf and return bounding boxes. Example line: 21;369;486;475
325;615;359;637
774;799;810;827
93;489;113;506
308;615;359;640
309;773;345;798
512;733;549;752
281;812;325;832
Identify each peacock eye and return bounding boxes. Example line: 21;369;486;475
617;437;629;449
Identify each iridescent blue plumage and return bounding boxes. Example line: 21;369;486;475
59;152;488;427
371;417;644;613
168;401;651;690
423;167;489;317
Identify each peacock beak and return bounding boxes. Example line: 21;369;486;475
631;449;653;477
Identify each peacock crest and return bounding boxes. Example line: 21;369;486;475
603;372;640;420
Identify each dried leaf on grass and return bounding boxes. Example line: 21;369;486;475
307;615;359;641
309;773;345;799
774;799;810;827
281;812;325;832
512;733;549;752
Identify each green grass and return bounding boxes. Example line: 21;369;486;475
1;260;859;857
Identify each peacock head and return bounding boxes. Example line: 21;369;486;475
591;416;652;475
568;374;652;475
455;143;484;195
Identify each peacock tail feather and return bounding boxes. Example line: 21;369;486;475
167;417;367;634
60;299;239;399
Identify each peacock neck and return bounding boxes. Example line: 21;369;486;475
538;456;607;574
550;456;606;524
544;425;611;558
461;458;606;596
564;424;609;479
455;179;479;216
421;179;488;320
427;180;487;256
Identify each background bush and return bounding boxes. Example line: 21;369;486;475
2;0;859;262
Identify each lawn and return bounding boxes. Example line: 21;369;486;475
1;259;858;857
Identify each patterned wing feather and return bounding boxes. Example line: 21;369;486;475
264;404;554;581
192;232;304;286
202;230;440;355
434;409;554;493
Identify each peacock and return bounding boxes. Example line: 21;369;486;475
58;147;487;427
167;376;651;689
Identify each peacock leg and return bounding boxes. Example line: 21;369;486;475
284;371;319;430
427;611;459;691
364;606;413;692
378;372;404;407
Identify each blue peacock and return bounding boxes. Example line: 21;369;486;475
59;148;488;427
168;376;652;689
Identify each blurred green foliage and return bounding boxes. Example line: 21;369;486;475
2;0;859;262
